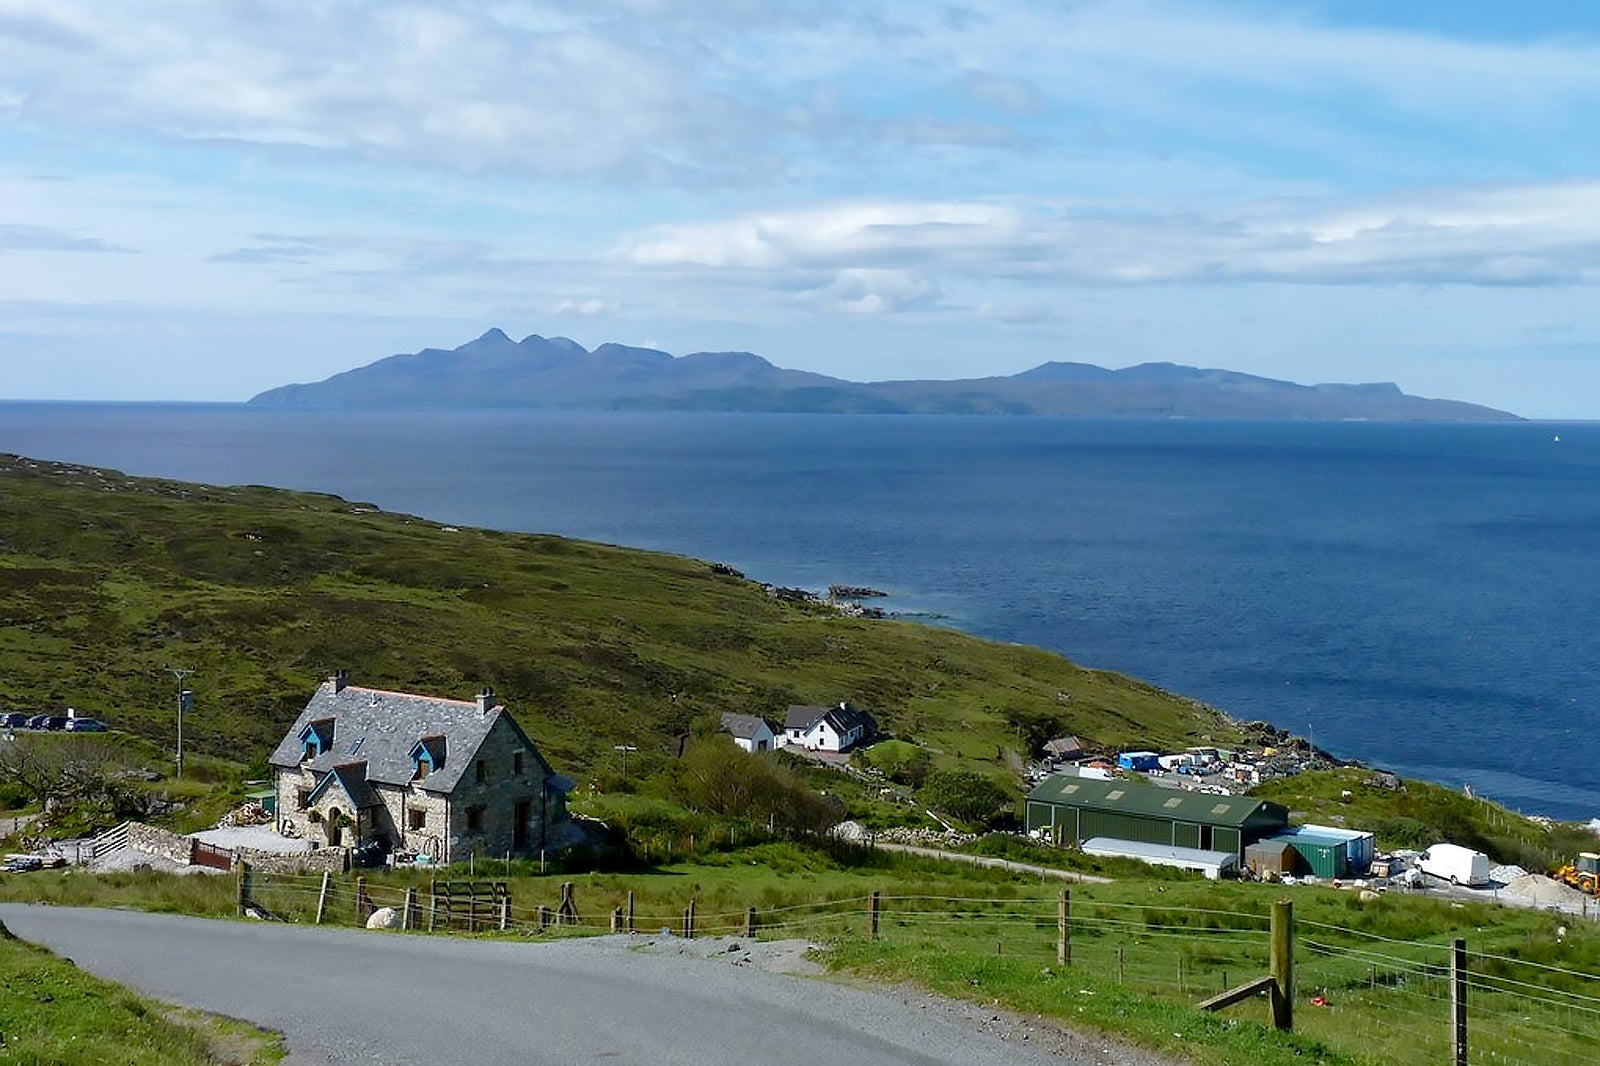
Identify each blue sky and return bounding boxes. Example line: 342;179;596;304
3;1;1600;416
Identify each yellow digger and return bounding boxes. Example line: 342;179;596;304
1553;852;1600;895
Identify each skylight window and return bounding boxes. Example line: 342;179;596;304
1163;797;1183;809
1105;789;1125;801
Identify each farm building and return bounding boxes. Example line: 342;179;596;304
1025;775;1289;863
1259;825;1376;879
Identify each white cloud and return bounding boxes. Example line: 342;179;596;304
618;181;1600;290
806;268;941;315
554;297;618;317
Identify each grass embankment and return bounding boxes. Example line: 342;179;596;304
0;453;1232;784
0;925;282;1065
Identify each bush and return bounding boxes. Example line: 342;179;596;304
920;770;1015;828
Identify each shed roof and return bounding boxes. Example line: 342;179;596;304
268;680;553;794
1027;774;1287;828
719;712;773;740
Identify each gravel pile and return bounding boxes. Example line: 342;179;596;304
1502;873;1592;911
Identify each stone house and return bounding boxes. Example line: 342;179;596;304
269;672;573;864
783;702;877;752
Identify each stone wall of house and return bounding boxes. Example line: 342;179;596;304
275;764;319;842
126;822;192;864
378;780;451;862
445;714;562;863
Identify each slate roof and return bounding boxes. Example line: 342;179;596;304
785;702;876;736
268;680;553;795
719;713;773;740
306;760;379;809
1026;774;1288;829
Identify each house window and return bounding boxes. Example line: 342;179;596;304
297;789;311;810
303;742;317;762
408;808;426;831
476;759;487;784
513;751;524;776
466;805;485;832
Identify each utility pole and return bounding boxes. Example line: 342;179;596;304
169;667;194;778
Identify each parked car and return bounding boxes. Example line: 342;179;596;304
65;718;108;732
2;856;43;872
24;714;52;729
0;712;28;728
41;716;69;731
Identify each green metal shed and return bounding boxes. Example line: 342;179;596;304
1263;827;1351;879
1025;775;1289;862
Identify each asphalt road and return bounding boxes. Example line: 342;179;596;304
0;905;1095;1066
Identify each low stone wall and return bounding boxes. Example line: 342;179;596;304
125;822;192;864
237;846;348;876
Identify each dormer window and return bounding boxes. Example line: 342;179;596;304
410;735;446;781
298;719;335;762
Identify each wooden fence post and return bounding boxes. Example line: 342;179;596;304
1451;938;1468;1066
235;861;252;917
611;906;624;933
1058;889;1070;966
684;897;696;939
1116;946;1124;984
402;887;417;931
1269;899;1294;1033
870;890;881;941
558;881;578;924
355;876;369;922
744;907;758;938
499;891;511;932
537;904;550;932
428;878;438;932
315;871;331;925
626;890;636;933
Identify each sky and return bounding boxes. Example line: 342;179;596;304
3;1;1600;416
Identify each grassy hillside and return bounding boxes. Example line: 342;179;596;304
0;453;1237;780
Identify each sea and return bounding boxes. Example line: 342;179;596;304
1;404;1596;821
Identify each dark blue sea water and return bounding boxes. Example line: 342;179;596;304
2;404;1597;820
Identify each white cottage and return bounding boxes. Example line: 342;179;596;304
783;702;877;753
719;712;779;752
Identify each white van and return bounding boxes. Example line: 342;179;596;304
1416;843;1491;887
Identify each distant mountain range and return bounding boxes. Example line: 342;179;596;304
248;329;1520;421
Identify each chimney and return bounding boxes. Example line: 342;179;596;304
331;669;349;693
477;688;496;715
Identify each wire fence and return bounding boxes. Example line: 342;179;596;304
242;868;1599;1066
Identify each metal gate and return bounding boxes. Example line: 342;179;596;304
190;839;234;871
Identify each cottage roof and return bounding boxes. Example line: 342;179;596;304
719;713;772;740
268;681;553;794
785;702;876;735
306;760;380;810
1026;774;1287;829
1044;736;1085;757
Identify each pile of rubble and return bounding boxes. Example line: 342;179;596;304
216;801;272;828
